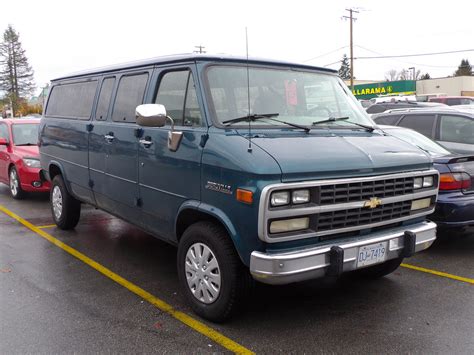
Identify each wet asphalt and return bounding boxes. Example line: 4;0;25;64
0;185;473;354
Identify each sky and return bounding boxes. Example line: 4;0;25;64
2;0;473;96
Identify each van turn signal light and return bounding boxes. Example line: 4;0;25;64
236;189;253;204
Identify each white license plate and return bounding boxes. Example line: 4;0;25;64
357;242;388;267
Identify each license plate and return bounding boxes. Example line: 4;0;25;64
357;242;388;267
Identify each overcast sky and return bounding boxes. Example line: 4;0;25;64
2;0;473;95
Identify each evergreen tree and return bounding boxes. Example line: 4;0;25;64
419;73;431;80
0;25;35;114
338;54;351;80
454;59;472;76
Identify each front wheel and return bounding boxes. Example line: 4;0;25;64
354;257;404;279
50;175;81;230
177;221;253;322
9;166;25;200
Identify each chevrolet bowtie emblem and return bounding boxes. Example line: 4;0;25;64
364;197;382;209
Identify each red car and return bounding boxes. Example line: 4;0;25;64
0;118;50;199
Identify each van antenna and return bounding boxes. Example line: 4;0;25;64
246;27;252;153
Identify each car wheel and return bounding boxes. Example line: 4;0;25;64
9;166;25;200
354;257;403;279
177;221;253;322
50;175;81;230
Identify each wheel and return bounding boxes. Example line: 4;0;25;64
9;166;26;200
177;221;253;322
354;257;403;279
50;175;81;230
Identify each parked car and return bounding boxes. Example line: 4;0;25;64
0;118;50;199
428;96;474;106
380;125;474;231
366;101;445;116
372;108;474;154
39;54;439;321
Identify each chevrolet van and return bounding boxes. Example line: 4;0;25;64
39;54;439;321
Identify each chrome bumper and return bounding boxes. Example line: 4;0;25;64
250;221;436;285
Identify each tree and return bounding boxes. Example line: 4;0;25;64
338;54;351;80
398;69;409;80
419;73;431;80
0;25;35;115
385;69;398;81
454;59;472;76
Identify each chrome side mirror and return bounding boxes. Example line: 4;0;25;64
136;104;167;127
136;104;183;152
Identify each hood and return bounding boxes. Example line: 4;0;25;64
14;145;40;158
251;132;432;182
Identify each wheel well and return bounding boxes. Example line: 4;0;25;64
49;164;62;180
176;209;226;241
8;163;15;172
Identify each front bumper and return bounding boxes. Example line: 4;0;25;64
19;167;51;192
250;221;436;285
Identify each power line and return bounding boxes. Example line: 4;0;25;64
354;48;474;59
302;46;348;63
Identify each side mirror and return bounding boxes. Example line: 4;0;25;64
136;104;167;127
0;138;8;146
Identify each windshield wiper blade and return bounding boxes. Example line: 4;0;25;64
15;143;35;146
223;113;310;133
312;116;374;132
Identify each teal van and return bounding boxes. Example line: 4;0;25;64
39;55;439;321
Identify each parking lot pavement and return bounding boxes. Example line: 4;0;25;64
1;186;473;354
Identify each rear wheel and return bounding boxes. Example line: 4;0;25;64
355;257;404;279
50;175;81;230
9;166;25;200
177;221;253;322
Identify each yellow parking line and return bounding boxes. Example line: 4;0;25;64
401;263;474;285
0;205;254;355
36;224;57;229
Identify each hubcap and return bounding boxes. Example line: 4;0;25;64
185;243;221;304
52;186;63;220
10;170;18;196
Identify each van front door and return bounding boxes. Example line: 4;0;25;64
100;71;150;222
138;67;205;241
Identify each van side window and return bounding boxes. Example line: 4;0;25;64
95;77;115;121
46;81;97;119
155;71;202;127
112;73;148;123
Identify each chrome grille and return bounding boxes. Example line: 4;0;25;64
319;177;414;205
314;200;412;232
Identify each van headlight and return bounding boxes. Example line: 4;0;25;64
292;189;310;204
271;189;311;207
414;175;435;189
23;158;41;168
271;191;290;206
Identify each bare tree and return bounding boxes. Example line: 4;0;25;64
384;69;398;81
398;69;409;80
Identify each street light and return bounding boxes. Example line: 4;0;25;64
409;67;415;80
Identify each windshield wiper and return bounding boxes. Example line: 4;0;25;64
15;143;35;146
223;113;310;133
312;116;374;132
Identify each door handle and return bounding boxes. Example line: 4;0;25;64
139;138;153;148
104;134;115;142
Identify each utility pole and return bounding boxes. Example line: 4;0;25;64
409;67;416;80
343;8;358;91
194;45;206;54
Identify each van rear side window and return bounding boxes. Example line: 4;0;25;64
95;77;115;121
46;81;97;119
112;73;148;123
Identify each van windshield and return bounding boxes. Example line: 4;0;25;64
206;65;373;129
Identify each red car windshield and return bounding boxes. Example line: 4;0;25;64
12;123;39;146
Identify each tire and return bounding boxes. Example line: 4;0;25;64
354;257;403;279
50;175;81;230
9;166;26;200
177;221;253;322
